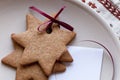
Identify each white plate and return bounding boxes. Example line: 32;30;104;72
0;0;120;80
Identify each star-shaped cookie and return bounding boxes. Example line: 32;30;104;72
2;40;67;80
2;13;73;69
2;14;72;69
2;14;73;80
12;14;76;76
1;40;66;71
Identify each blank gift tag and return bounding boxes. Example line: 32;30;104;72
49;46;103;80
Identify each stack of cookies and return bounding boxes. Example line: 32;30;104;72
1;14;76;80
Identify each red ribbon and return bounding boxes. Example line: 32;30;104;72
29;6;74;31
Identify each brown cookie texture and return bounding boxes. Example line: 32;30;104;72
14;14;73;62
59;50;73;62
2;14;73;67
16;63;47;80
2;14;73;72
1;40;66;73
2;40;66;80
12;14;76;76
26;14;73;62
1;49;23;69
52;62;66;73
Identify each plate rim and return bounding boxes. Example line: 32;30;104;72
65;0;120;51
0;0;119;80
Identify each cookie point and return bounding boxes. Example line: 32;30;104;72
70;58;73;62
1;58;5;64
26;13;32;17
11;33;16;38
11;33;15;36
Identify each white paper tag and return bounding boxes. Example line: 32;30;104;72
49;46;103;80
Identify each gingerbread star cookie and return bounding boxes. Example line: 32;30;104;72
16;63;47;80
2;40;66;80
26;14;73;62
12;14;76;76
1;40;66;72
2;14;73;69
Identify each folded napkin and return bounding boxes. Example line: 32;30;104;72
49;46;103;80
